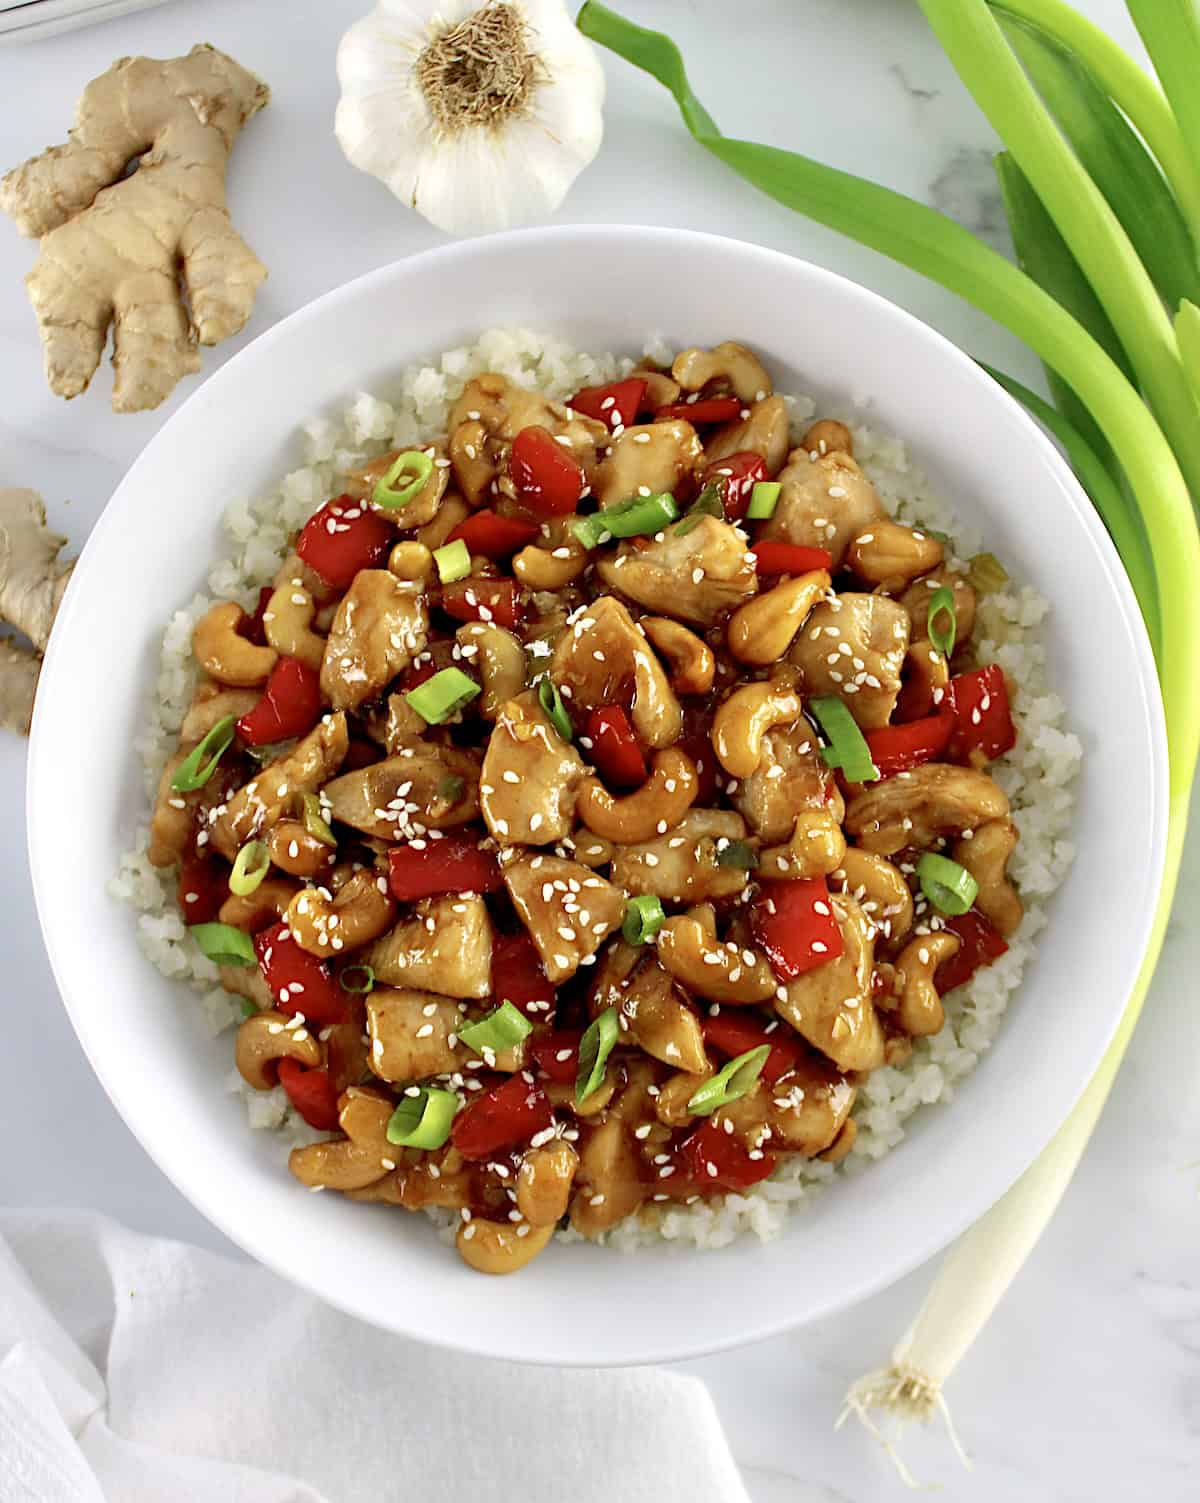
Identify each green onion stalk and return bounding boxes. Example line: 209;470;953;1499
578;0;1200;1456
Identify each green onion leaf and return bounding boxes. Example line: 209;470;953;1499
715;838;758;870
386;1087;458;1150
537;677;573;741
339;964;375;994
916;853;980;916
300;792;337;848
927;586;958;658
686;1045;771;1116
809;696;880;782
600;491;681;538
746;481;781;519
372;449;434;510
190;921;256;967
458;1000;533;1056
673;483;725;536
229;840;270;897
576;1008;620;1103
433;538;471;583
405;666;481;725
1125;1;1200;246
170;715;236;793
622;894;666;946
570;514;609;550
967;550;1010;594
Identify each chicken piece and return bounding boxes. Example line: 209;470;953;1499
321;744;479;840
774;893;885;1073
450;373;607;468
358;895;493;999
597;516;757;627
703;395;791;474
612;956;708;1073
844;762;1010;856
479;689;588;846
209;714;349;860
319;571;428;712
147;753;198;868
364;693;426;756
503;854;625;984
788;592;909;730
760;447;885;569
549;596;682;748
610;809;752;903
900;568;977;647
179;681;259;744
343;444;448;528
731;719;844;843
720;1058;856;1157
593;419;703;507
570;1116;646;1238
366;987;464;1082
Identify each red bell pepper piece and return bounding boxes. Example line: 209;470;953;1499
441;577;525;629
585;705;648;789
492;931;556;1017
655;396;744;424
935;911;1009;993
530;1028;584;1084
864;710;955;779
254;922;349;1026
387;835;503;901
701;450;769;522
450;1074;555;1161
701;1013;805;1085
750;541;834;577
751;877;844;981
569;376;648;432
679;1119;777;1191
296;496;393;590
277;1058;341;1131
237;586;275;648
946;664;1017;764
236;658;324;748
176;851;228;924
447;509;540;559
509;425;586;518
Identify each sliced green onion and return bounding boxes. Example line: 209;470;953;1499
229;840;270;897
300;792;337;847
405;666;481;725
339;964;375;994
190;921;256;967
437;773;466;803
570;513;609;550
372;449;434;510
433;538;471;583
715;838;758;870
604;491;681;538
458;1000;533;1056
673;483;725;537
170;715;236;793
687;1045;771;1116
746;480;781;519
927;586;958;658
916;853;980;916
622;894;666;946
537;677;573;741
809;696;880;782
386;1087;458;1150
576;1007;620;1103
967;549;1010;594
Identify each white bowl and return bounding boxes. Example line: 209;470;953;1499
28;227;1167;1365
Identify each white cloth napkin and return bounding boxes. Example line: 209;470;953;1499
0;1211;748;1503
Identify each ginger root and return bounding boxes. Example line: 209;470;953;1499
0;489;74;734
0;44;269;413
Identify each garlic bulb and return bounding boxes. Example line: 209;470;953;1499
335;0;606;236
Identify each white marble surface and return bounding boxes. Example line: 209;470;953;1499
1;0;1198;1496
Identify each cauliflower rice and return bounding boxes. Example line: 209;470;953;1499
110;328;1082;1250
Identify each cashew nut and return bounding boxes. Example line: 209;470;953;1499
953;818;1023;937
671;341;772;403
448;419;497;506
759;808;847;880
415;493;470;551
285;870;396;957
800;419;854;457
631;367;681;407
192;601;278;687
846;520;945;590
577;748;698;843
896;639;950;722
894;933;960;1036
456;621;527;718
901;569;977;646
288;1086;396;1191
727;570;831;665
513;536;588;590
218;877;300;932
263;583;325;672
656;913;776;1004
516;1140;579;1227
267;819;334;879
571;832;615;868
704;395;791;472
641;617;715;695
844;763;1010;855
235;1008;322;1090
456;1217;554;1275
830;848;914;945
388;541;434;583
711;666;803;779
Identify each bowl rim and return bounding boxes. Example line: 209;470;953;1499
28;224;1169;1364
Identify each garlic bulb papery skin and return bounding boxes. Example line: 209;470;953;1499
335;0;606;237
